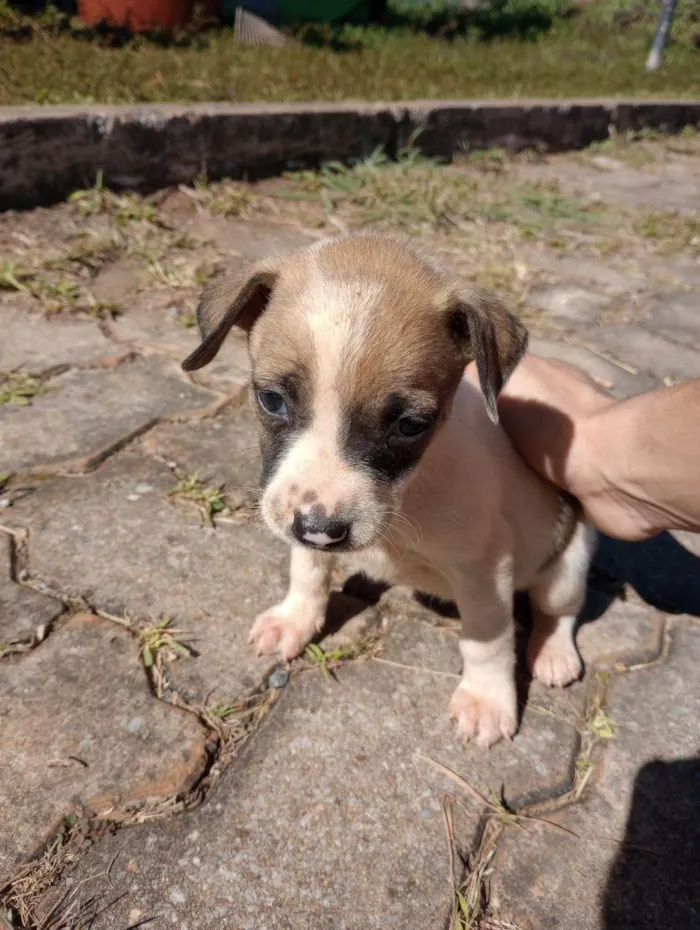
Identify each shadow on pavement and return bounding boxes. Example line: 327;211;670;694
593;531;700;617
602;757;700;930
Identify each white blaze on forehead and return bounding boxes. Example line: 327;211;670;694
302;271;384;448
263;271;384;521
302;271;383;381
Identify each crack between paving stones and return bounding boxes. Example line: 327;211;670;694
0;526;66;660
2;384;236;484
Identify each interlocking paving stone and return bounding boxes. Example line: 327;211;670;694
0;357;217;474
526;285;613;324
58;654;579;930
111;312;251;392
0;304;113;373
522;156;700;214
594;324;700;383
6;454;289;704
519;251;652;297
637;290;700;351
378;603;579;808
528;337;659;398
140;401;261;513
0;533;63;644
577;591;666;670
490;619;700;930
185;216;319;261
0;613;207;883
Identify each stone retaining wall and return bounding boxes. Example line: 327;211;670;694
1;98;699;209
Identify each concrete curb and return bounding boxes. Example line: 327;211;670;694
1;98;699;209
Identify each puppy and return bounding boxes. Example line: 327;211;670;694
183;233;595;747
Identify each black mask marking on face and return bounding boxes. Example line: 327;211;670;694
341;393;439;484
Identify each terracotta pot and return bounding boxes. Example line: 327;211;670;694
78;0;195;30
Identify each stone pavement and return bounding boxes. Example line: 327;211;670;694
1;131;699;929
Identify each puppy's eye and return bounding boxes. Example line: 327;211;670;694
257;389;287;417
395;416;429;439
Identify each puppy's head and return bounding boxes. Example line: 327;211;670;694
183;234;527;552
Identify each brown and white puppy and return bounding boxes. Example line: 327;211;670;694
183;233;595;748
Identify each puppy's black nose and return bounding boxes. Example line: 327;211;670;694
292;509;349;549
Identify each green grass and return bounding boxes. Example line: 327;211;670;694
0;373;50;407
168;472;231;525
0;0;699;106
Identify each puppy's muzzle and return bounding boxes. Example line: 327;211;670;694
292;508;350;550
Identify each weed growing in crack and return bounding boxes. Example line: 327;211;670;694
633;209;700;254
68;172;162;227
42;234;123;277
168;472;231;526
0;258;34;293
82;292;121;320
0;260;80;314
304;633;380;680
139;617;194;697
586;708;619;740
0;373;50;407
583;670;618;740
177;311;198;329
0;814;117;929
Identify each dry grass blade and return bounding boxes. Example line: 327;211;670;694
417;754;580;838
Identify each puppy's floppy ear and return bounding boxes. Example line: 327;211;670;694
181;260;278;372
449;287;528;424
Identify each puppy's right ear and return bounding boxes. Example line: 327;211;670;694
181;262;278;372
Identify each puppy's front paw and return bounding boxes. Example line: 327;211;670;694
528;634;582;688
450;681;517;749
248;602;320;661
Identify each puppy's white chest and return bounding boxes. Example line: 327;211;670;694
345;538;454;603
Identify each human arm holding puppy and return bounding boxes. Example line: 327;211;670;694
486;356;700;542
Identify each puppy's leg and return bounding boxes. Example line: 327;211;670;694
528;519;596;688
450;562;517;748
249;546;332;661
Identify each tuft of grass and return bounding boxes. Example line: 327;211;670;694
633;210;700;254
0;258;33;293
177;311;198;329
207;183;259;218
139;616;193;668
43;235;123;276
304;633;379;679
0;260;82;314
0;373;50;407
0;471;11;490
139;616;194;697
285;142;606;238
68;171;161;225
168;472;231;525
82;293;122;319
586;708;619;740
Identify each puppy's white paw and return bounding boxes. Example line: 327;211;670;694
449;681;518;749
528;634;582;688
248;603;320;661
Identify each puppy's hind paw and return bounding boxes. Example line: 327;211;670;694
528;635;582;688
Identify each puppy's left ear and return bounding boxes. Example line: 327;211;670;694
449;288;528;424
181;258;279;372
